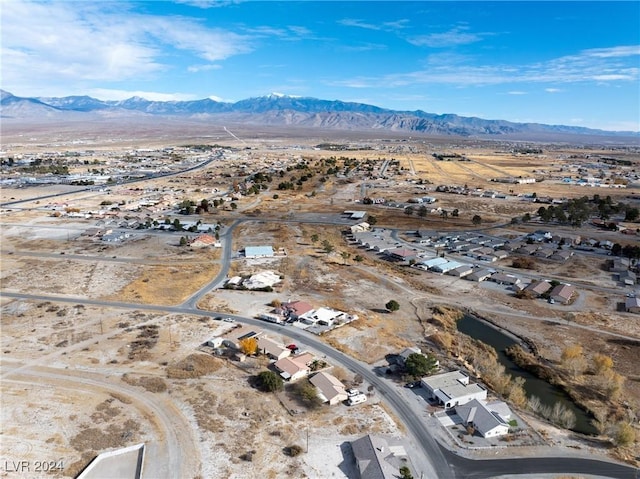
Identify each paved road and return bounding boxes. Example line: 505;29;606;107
0;157;217;208
2;291;638;479
180;220;240;309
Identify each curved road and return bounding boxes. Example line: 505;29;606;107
0;156;218;208
2;290;637;479
1;363;201;479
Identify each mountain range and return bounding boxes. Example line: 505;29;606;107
1;90;637;140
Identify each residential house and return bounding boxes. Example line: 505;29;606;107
226;276;243;287
350;435;408;479
258;337;291;360
533;248;555;259
478;254;498;263
385;248;418;262
309;372;348;405
416;229;438;240
397;347;422;365
468;246;494;258
553;234;581;245
208;325;263;349
610;258;630;273
466;268;494;282
244;245;274;258
431;261;464;274
350;222;370;234
448;264;474;278
618;270;636;286
242;271;282;289
524;280;552;297
353;232;376;245
456;399;512;438
274;352;315;381
490;273;521;287
549;284;576;304
448;241;471;252
485;239;505;249
417;257;448;270
549;250;573;262
189;234;216;248
517;244;541;255
501;241;524;252
626;297;640;314
299;307;347;327
492;250;510;261
421;370;487;410
282;300;314;319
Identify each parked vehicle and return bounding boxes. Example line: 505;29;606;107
347;394;367;406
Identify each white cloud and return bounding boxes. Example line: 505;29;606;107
187;64;222;73
0;1;253;94
331;44;640;88
507;91;527;95
407;27;483;48
339;18;410;32
339;18;383;30
340;43;387;53
287;26;313;37
584;45;640;58
173;0;242;8
545;88;562;93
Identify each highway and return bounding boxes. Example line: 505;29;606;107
0;156;218;208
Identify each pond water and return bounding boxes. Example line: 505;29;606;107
457;314;597;435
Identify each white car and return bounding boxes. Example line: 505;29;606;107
348;394;367;406
346;388;360;397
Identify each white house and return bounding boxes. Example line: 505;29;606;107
309;372;348;406
299;307;346;327
243;270;282;289
421;370;487;409
431;261;464;274
418;257;448;270
350;222;370;234
456;399;512;438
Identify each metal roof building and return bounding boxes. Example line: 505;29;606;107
244;245;274;258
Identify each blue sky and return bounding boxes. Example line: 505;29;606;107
2;1;639;131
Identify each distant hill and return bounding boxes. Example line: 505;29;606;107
1;90;637;140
